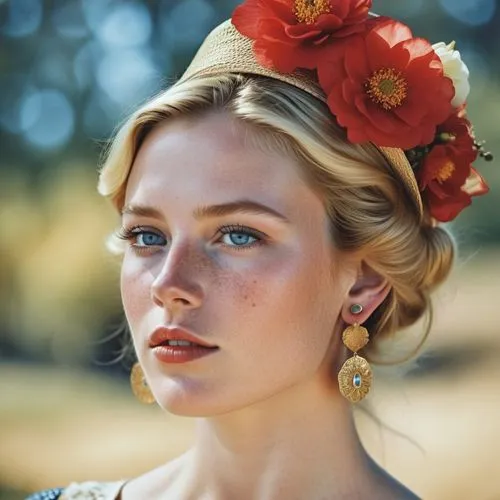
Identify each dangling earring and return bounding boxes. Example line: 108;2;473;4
337;304;373;403
130;362;156;404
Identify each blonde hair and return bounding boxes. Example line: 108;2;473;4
97;73;455;364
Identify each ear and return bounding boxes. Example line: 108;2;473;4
341;261;391;325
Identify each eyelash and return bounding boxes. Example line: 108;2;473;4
116;224;267;254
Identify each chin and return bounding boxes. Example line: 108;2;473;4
150;378;231;417
156;396;243;418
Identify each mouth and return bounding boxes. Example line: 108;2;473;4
156;339;218;349
148;326;219;350
149;327;219;364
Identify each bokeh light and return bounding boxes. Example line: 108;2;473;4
51;2;88;39
96;2;152;48
1;0;43;38
20;89;74;149
438;0;496;26
97;48;159;106
162;0;215;48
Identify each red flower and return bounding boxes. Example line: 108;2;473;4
231;0;372;72
418;108;488;221
317;18;455;149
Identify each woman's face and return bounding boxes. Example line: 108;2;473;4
120;111;358;415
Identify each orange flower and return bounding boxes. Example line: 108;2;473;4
418;108;488;221
317;18;455;149
232;0;372;72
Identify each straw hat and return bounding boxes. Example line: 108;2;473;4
178;19;423;217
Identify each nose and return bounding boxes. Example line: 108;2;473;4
150;240;204;314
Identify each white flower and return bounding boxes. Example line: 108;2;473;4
432;41;470;108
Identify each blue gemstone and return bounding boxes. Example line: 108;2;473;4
353;373;362;387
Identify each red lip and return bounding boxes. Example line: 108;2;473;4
148;326;218;349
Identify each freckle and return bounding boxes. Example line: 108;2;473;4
252;302;256;308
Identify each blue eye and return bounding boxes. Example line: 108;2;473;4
117;226;166;251
221;232;257;246
218;224;265;250
136;232;166;247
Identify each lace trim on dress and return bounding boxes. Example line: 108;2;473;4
25;487;64;500
59;480;127;500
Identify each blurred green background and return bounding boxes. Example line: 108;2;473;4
0;1;499;499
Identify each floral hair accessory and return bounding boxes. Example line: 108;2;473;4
231;0;372;72
413;106;488;221
231;0;492;222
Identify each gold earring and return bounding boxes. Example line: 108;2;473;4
130;362;156;404
338;323;373;403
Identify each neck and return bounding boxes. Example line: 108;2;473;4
178;377;378;499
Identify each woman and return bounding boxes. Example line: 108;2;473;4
28;1;491;499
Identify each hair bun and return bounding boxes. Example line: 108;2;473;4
420;224;455;292
364;222;455;364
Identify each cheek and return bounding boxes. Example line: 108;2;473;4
281;245;338;319
120;255;151;331
228;246;340;358
276;262;338;356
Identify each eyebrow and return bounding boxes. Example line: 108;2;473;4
121;199;291;224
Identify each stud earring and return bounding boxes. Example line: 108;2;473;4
337;323;373;403
130;362;156;404
350;303;363;315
